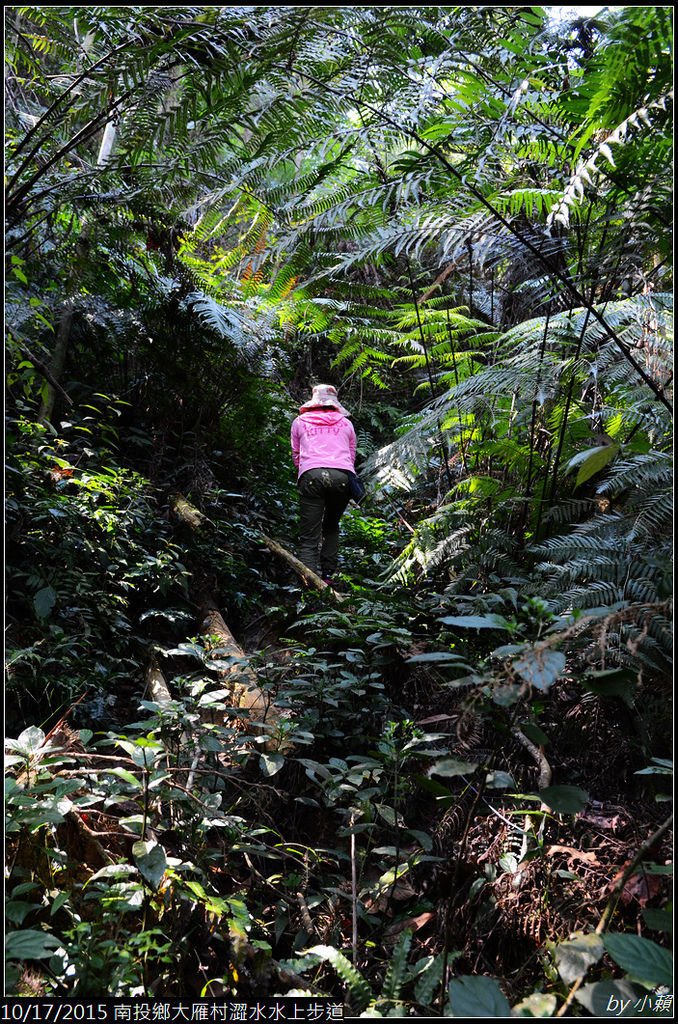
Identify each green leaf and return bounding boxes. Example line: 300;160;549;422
538;785;589;814
603;933;673;989
519;722;550;746
439;614;512;630
574;979;642;1016
133;840;168;889
50;892;70;916
33;586;57;619
635;758;673;776
183;880;230;916
106;767;142;788
414;954;446;1006
226;897;253;939
375;803;404;827
259;753;285;776
564;444;619;487
491;683;522;706
514;648;565;691
485;770;516;789
430;758;479;778
642;908;673;933
5;929;63;960
512;993;558;1016
405;652;469;664
14;726;46;753
446;976;511;1017
583;668;638;704
555;931;605;984
5;901;40;925
87;864;138;884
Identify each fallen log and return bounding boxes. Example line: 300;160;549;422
169;493;210;530
199;596;292;752
168;492;343;599
259;534;346;601
144;658;173;704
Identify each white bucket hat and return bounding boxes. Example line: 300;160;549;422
299;384;350;416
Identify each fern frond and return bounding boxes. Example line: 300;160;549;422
304;945;373;1011
547;91;673;232
379;929;413;1004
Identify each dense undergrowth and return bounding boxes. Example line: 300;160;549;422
5;4;673;1015
5;399;673;1011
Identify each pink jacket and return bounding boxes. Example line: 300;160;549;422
291;410;356;478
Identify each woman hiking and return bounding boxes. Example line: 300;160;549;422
291;384;357;583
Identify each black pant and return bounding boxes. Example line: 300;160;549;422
298;468;350;576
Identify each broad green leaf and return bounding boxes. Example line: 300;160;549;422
603;933;673;989
33;586;57;619
574;979;643;1016
87;864;138;884
439;614;512;630
584;668;637;704
492;643;526;657
555;931;605;984
183;879;230;916
414;953;446;1006
13;726;46;753
115;737;161;770
5;929;62;960
50;892;70;916
259;753;285;776
485;770;515;789
375;803;405;827
446;975;511;1017
514;648;565;691
635;759;673;776
132;840;167;889
643;908;673;933
564;444;619;487
499;852;518;873
491;683;522;706
519;722;550;746
5;901;40;925
406;829;433;852
538;785;589;813
106;767;142;788
405;652;469;664
430;758;479;778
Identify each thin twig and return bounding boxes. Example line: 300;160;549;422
350;810;359;964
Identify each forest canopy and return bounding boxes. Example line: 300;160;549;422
4;5;673;1013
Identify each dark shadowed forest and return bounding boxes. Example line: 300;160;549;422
4;5;673;1014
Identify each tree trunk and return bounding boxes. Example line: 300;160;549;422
144;659;173;704
39;298;74;424
170;493;210;530
260;533;346;601
199;596;291;751
38;107;117;424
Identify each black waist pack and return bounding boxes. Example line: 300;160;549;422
347;471;366;502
